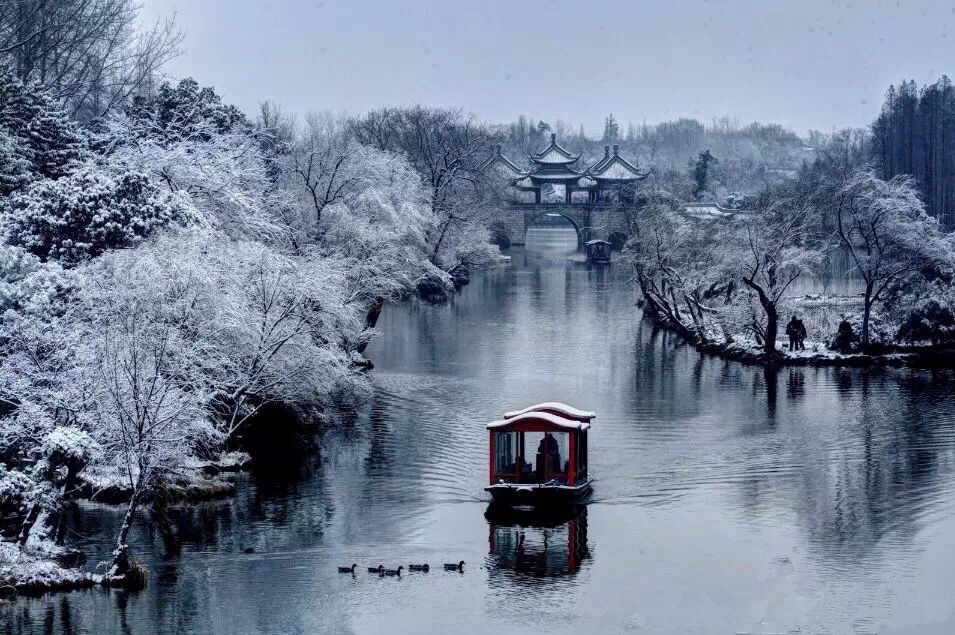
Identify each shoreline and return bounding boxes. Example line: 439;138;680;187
645;313;955;369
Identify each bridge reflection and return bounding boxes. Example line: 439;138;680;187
485;505;591;578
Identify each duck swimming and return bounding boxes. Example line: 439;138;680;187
443;561;465;571
367;565;384;574
382;566;404;577
408;564;429;572
337;564;357;574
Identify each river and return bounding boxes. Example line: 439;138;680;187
4;226;955;634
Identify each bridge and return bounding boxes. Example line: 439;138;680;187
491;202;633;249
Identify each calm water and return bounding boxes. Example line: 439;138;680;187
5;227;955;635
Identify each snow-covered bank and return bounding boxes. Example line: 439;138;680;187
695;337;955;368
0;543;95;595
75;452;253;505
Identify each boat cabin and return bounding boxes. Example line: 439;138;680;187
486;403;593;504
585;240;612;263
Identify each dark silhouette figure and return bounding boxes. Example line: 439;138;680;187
794;317;807;350
786;316;800;351
832;317;855;353
786;316;808;351
536;433;562;481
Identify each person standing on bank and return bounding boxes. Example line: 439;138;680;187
786;315;800;351
795;316;807;350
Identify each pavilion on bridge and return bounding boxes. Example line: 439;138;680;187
479;134;648;204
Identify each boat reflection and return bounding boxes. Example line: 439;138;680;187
485;504;590;578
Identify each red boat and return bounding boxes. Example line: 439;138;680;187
485;403;594;506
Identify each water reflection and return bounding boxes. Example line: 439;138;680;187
485;505;590;579
3;245;955;633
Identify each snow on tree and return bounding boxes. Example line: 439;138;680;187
348;106;500;278
731;197;820;354
17;427;99;547
833;168;950;349
74;248;218;581
0;68;88;184
2;169;191;263
123;78;249;144
96;83;288;243
627;189;734;341
0;129;32;195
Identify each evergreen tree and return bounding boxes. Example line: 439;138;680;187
603;113;620;142
872;76;955;227
0;129;31;196
0;68;88;184
691;149;715;199
3;169;189;263
123;78;250;146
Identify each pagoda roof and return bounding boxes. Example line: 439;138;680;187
478;144;526;176
526;162;582;181
588;146;613;173
529;133;581;165
586;145;648;182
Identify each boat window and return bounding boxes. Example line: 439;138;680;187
526;431;569;484
494;431;518;480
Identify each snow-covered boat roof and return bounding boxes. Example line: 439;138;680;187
585;239;611;246
503;402;595;422
487;411;591;431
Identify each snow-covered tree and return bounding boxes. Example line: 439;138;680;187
833;168;950;349
627;190;734;340
96;81;289;243
77;249;217;582
2;169;191;263
0;129;32;195
0;68;88;184
731;197;820;354
349;106;499;278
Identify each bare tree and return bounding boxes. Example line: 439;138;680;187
0;0;182;119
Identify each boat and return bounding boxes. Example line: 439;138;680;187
585;239;612;263
485;402;594;507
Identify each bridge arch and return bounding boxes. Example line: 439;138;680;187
524;210;587;248
489;222;512;249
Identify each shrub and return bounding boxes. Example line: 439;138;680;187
3;170;191;263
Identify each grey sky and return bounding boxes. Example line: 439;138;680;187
142;0;955;137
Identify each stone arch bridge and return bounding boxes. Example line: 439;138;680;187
491;203;632;249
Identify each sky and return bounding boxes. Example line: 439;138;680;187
141;0;955;137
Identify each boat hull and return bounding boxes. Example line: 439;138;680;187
484;478;593;507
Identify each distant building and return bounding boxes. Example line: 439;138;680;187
480;134;648;204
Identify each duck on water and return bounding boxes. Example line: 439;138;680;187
485;403;594;507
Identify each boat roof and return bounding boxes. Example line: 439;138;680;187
487;411;591;431
586;239;611;246
503;402;595;422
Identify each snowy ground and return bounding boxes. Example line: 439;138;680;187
0;542;95;594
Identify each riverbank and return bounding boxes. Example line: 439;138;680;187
696;337;955;368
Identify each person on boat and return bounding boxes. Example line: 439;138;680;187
536;433;562;480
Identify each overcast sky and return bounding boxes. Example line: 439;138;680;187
142;0;955;137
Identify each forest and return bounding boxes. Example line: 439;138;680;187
0;0;953;595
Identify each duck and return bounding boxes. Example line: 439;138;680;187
243;547;255;554
443;561;465;571
367;565;384;574
408;564;430;572
381;566;404;577
337;564;357;574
